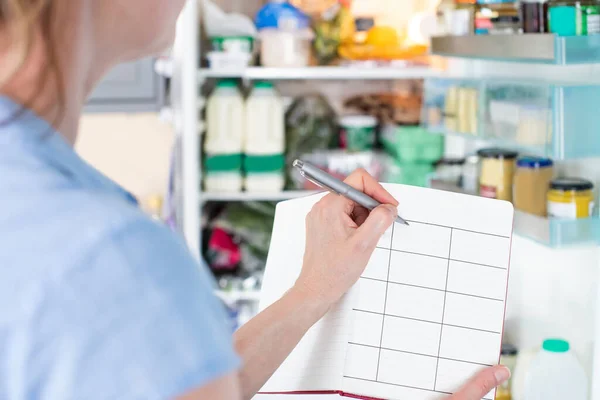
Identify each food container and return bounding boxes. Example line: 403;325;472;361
339;115;377;151
516;105;551;146
207;52;253;70
461;155;480;194
385;162;435;188
381;126;444;163
549;0;600;36
478;148;519;201
210;36;254;54
547;177;595;219
259;28;314;67
513;157;554;216
520;0;549;32
435;158;465;186
497;343;518;400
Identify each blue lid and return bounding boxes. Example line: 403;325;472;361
255;1;310;30
517;157;553;168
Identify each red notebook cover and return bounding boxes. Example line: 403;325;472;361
258;390;384;400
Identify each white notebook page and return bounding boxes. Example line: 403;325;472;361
259;193;351;393
342;185;513;400
259;184;513;400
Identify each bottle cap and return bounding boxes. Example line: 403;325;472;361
550;178;594;191
543;339;570;353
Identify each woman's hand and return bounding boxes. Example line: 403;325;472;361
450;365;511;400
294;169;398;308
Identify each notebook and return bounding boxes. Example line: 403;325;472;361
258;184;514;400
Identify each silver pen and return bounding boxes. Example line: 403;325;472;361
293;159;409;226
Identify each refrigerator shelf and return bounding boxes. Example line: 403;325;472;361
422;78;600;160
429;180;600;248
431;34;600;65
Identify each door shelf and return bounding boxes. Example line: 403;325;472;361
431;34;600;65
429;180;600;248
422;78;600;160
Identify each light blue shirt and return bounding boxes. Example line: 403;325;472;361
0;97;240;400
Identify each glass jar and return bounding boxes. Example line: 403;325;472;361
547;178;595;219
520;0;549;33
478;148;519;202
513;157;554;216
436;158;465;186
497;343;518;400
461;155;480;194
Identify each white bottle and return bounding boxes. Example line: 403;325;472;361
244;81;285;192
205;80;245;192
525;339;588;400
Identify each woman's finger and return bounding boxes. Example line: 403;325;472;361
343;169;399;206
353;204;397;249
450;366;510;400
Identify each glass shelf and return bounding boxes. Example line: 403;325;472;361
421;78;600;159
429;179;600;247
431;34;600;65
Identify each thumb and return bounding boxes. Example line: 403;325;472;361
354;204;397;246
450;366;510;400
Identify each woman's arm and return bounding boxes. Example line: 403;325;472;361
233;285;328;399
233;169;399;400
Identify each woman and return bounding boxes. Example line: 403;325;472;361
0;1;510;399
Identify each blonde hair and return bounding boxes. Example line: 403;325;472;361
0;0;64;120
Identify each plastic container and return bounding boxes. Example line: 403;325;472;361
547;177;595;219
255;1;313;68
207;52;253;70
478;148;519;202
525;339;588;400
205;80;245;192
549;0;600;36
210;36;254;53
513;157;554;216
385;161;434;188
382;126;444;163
245;81;285;155
204;154;244;192
244;81;285;192
259;28;313;67
339;115;377;151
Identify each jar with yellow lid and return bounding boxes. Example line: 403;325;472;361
547;178;595;219
478;148;519;202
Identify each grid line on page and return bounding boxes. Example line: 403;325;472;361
359;277;504;302
404;219;510;239
434;228;452;391
351;309;503;335
373;248;508;271
347;342;494;367
375;222;394;381
346;218;508;398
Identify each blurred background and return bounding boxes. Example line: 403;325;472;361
81;0;600;398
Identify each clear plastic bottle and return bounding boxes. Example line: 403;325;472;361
525;339;588;400
205;80;245;192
